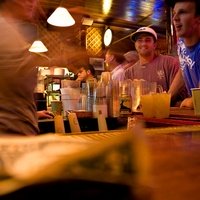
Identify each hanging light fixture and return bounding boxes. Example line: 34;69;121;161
103;27;113;47
47;7;75;27
28;24;48;53
29;40;48;53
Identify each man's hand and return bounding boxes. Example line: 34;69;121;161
180;97;193;109
37;110;54;119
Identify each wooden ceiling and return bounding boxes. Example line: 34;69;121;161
40;0;169;33
37;0;172;71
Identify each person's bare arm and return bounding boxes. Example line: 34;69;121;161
169;69;194;108
168;69;185;99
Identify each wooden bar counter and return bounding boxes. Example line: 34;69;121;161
0;124;200;200
137;107;200;127
145;129;200;200
37;107;200;200
2;107;198;199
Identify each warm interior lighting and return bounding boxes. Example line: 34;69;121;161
103;0;112;15
47;7;75;27
29;40;48;53
103;28;113;46
82;17;93;26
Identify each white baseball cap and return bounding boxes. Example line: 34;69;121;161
130;27;157;42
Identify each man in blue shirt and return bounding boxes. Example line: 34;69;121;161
169;0;200;108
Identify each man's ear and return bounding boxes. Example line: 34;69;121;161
109;55;115;62
87;70;91;75
153;42;157;50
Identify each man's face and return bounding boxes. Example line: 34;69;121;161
173;2;200;38
105;52;114;65
77;67;88;81
105;52;114;71
134;34;156;57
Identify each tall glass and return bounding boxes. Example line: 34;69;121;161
60;80;81;115
86;79;96;112
131;79;141;112
131;79;157;112
153;93;171;118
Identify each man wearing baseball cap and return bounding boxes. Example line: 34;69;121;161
131;27;158;42
123;26;188;106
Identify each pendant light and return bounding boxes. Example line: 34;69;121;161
47;7;75;27
103;28;113;46
29;40;48;53
28;25;48;53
